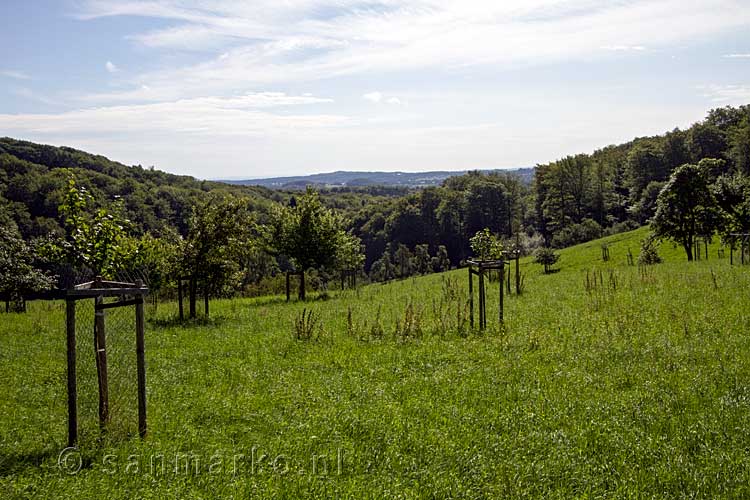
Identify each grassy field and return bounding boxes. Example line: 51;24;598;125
2;227;750;498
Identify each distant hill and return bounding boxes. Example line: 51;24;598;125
220;168;535;189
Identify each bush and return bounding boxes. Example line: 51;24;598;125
551;219;602;248
638;235;662;266
534;247;560;274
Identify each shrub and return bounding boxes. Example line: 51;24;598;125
551;219;602;248
534;247;560;274
638;235;662;266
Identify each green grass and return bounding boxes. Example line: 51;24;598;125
2;227;750;498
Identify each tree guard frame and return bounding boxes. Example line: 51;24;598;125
467;259;506;330
65;277;149;446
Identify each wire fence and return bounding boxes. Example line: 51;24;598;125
73;295;141;445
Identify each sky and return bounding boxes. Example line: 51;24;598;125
0;1;749;179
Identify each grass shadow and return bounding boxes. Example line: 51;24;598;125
0;449;58;477
148;314;227;329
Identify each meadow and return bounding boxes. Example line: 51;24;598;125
2;227;750;499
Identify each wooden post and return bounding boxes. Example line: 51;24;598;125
731;241;734;265
135;280;147;438
189;277;196;319
468;266;474;329
515;252;521;295
506;264;511;294
479;265;488;330
204;287;209;318
286;273;291;302
66;299;78;447
299;272;305;301
93;278;109;430
499;263;504;324
177;278;183;320
341;270;345;291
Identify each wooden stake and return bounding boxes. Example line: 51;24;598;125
515;253;521;295
499;264;504;324
94;291;109;430
135;280;147;439
479;266;488;330
468;266;474;329
66;299;78;447
286;273;291;302
177;278;183;320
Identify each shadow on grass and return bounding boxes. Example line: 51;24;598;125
0;449;58;477
148;315;227;329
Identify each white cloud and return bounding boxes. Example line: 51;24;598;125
105;61;119;73
385;97;403;105
723;53;750;58
72;0;750;102
0;70;30;80
0;92;344;137
699;84;750;103
600;45;646;51
363;92;382;103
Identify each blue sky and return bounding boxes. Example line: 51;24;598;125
1;0;749;179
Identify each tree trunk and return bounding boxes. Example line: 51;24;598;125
684;242;694;262
189;277;197;318
299;272;306;301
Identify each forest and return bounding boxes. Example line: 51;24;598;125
1;104;750;306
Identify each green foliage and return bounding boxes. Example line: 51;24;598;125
56;174;132;278
181;195;251;296
413;244;433;274
651;161;719;261
469;228;504;261
534;247;560;273
393;243;414;278
551;218;602;248
431;245;451;272
637;234;663;265
270;187;344;273
0;225;55;306
335;232;365;271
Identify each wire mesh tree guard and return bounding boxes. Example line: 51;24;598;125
65;277;149;446
467;259;507;330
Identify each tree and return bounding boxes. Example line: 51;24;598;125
712;173;750;241
534;247;559;274
335;232;366;272
413;244;433;275
56;173;132;278
431;245;451;273
270;187;343;300
469;228;503;261
0;226;55;312
181;195;249;317
394;243;415;278
626;142;667;199
370;247;395;282
651;161;718;261
728;118;750;175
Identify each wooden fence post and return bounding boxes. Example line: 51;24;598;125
479;265;488;330
515;253;521;295
93;278;109;430
468;266;474;329
499;264;504;324
286;273;291;302
177;278;183;320
66;299;78;446
135;280;147;439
